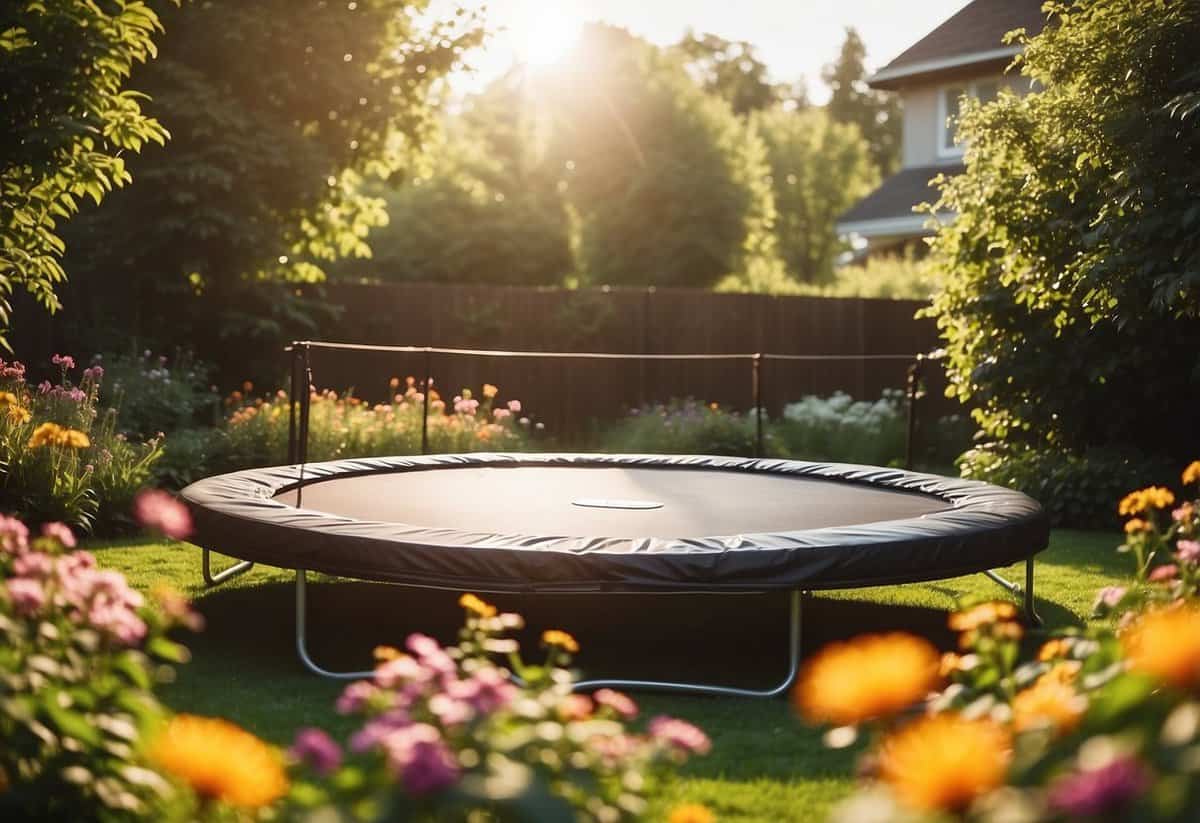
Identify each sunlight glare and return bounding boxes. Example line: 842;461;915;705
510;2;583;67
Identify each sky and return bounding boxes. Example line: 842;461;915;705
450;0;974;101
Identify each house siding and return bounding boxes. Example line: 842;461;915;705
900;72;1029;169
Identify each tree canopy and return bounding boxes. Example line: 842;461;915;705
823;28;901;175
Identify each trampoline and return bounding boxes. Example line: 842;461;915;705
181;453;1049;697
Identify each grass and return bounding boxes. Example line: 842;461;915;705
93;528;1126;821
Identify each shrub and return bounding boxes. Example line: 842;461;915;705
774;389;906;465
97;350;219;439
218;379;539;471
718;253;939;300
598;399;762;456
0;356;163;533
801;461;1200;822
288;594;709;821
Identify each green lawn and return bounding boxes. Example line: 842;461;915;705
93;530;1125;821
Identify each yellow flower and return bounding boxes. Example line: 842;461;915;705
669;803;715;823
1183;461;1200;486
1037;638;1072;662
62;429;90;448
878;714;1011;813
0;391;20;407
1119;486;1176;516
27;422;90;449
948;601;1019;633
1124;518;1150;534
373;645;402;661
458;593;497;618
482;383;498;399
1122;604;1200;691
794;633;941;726
1012;673;1086;735
150;715;288;808
939;652;966;677
542;629;580;654
6;405;30;424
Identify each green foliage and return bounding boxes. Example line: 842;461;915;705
774;390;907;466
926;0;1200;463
0;357;163;533
545;24;779;289
0;0;175;353
958;443;1178;529
822;28;901;175
673;31;786;115
750;108;877;283
98;349;218;439
599;399;763;457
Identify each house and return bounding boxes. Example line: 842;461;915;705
836;0;1048;256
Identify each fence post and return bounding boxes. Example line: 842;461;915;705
287;343;299;465
752;353;764;458
421;346;432;455
905;355;924;470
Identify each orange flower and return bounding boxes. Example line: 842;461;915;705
151;715;288;808
373;645;402;661
6;405;30;424
482;383;498;399
940;652;966;677
458;593;497;618
542;629;580;654
1122;604;1200;690
1037;638;1072;662
1119;486;1176;516
949;601;1019;633
1012;673;1086;735
669;804;715;823
794;633;940;726
1124;518;1150;534
1183;461;1200;486
27;422;90;449
878;714;1011;813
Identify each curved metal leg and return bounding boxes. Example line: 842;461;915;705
1025;558;1043;627
295;569;374;679
572;589;803;698
202;548;254;587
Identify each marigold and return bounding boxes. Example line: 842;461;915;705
542;629;580;654
1183;461;1200;486
27;422;90;449
1122;604;1200;691
1119;486;1176;517
1012;673;1086;735
1124;518;1150;535
151;714;288;808
878;714;1011;813
794;633;940;726
458;593;497;618
948;601;1019;633
668;803;715;823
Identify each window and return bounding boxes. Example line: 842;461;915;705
938;80;1002;157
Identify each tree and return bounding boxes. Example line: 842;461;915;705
927;0;1200;468
753;107;877;282
57;0;482;375
0;0;176;352
822;27;901;175
674;31;781;116
543;24;777;289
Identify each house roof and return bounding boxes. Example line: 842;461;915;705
870;0;1047;89
836;164;962;237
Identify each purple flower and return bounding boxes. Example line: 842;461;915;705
51;354;76;371
6;578;46;616
1047;756;1151;817
336;680;379;714
349;709;411;753
41;522;76;549
290;727;342;776
380;723;459;795
1178;540;1200;565
648;716;711;755
0;516;30;555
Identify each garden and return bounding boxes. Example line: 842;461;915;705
4;0;1200;820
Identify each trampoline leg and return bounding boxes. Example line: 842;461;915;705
202;548;254;587
980;562;1042;628
571;589;804;699
295;570;374;680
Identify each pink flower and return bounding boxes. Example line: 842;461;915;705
648;716;711;755
493;408;511;420
1173;506;1195;523
1149;564;1179;583
82;365;104;382
41;522;76;549
350;710;410;753
336;680;380;714
588;733;639;767
405;633;455;677
37;381;51;394
507;400;521;413
374;655;430;689
558;694;594;721
51;353;75;370
380;723;459;795
12;551;53;579
1047;755;1150;817
1096;586;1127;609
0;516;30;555
428;693;473;726
6;578;46;616
290;727;342;776
594;688;638;720
0;359;25;380
1178;540;1200;565
133;489;193;540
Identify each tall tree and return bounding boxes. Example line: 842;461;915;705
823;27;901;174
0;0;177;352
543;24;777;289
674;31;780;116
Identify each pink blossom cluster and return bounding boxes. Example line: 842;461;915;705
1178;540;1200;565
51;353;76;370
37;381;86;403
0;358;26;380
82;365;104;382
647;715;711;755
452;395;480;415
133;489;193;540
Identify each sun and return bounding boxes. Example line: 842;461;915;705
509;3;583;67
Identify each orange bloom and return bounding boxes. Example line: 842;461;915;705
940;652;966;677
458;593;497;618
878;714;1011;813
949;601;1019;633
1183;461;1200;486
1037;638;1072;662
1124;518;1151;534
542;629;580;654
794;633;941;726
1122;604;1200;691
1012;673;1086;735
669;804;715;823
482;383;498;399
27;422;90;449
1119;486;1176;516
373;645;402;661
151;715;288;808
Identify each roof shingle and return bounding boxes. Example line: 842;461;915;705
837;164;962;227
